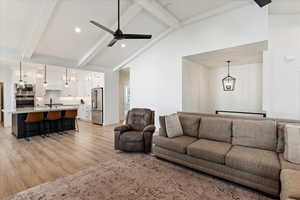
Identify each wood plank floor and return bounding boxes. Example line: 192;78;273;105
0;121;118;199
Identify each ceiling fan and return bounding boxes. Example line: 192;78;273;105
90;0;152;47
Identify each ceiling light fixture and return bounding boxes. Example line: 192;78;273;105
75;27;81;33
43;64;48;87
121;43;126;48
222;61;236;91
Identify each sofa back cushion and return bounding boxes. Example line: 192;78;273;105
198;117;232;143
178;115;200;137
159;116;167;137
232;119;277;151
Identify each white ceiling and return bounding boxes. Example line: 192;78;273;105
157;0;232;21
0;0;298;72
269;0;300;14
185;41;268;68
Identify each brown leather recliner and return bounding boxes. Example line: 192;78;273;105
114;108;155;153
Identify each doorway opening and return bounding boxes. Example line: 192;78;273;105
182;41;267;116
0;82;4;127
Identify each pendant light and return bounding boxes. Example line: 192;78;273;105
18;62;25;88
222;61;236;91
65;67;69;88
43;64;48;87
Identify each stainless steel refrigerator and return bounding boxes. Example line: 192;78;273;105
91;88;103;125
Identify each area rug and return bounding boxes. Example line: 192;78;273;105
4;154;275;200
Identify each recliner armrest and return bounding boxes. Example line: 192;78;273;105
143;125;156;133
114;125;131;133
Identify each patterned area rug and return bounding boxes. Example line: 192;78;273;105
4;154;275;200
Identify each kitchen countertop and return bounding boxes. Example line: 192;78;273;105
2;106;79;114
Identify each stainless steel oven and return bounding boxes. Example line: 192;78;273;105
15;84;36;108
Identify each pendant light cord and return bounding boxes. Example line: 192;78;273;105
44;65;47;83
19;62;22;81
66;68;68;85
227;61;231;76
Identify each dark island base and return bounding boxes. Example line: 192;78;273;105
12;112;76;139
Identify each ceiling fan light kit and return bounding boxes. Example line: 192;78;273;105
90;0;152;47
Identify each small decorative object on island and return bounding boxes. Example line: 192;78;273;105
18;62;25;89
43;64;48;87
222;60;236;91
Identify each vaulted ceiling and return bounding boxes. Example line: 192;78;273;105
0;0;298;72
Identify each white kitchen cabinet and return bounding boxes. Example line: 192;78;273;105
46;71;63;91
78;104;91;121
92;72;104;88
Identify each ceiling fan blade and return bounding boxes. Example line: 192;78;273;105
122;34;152;39
108;38;118;47
90;20;115;35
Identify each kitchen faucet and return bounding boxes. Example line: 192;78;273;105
50;98;53;108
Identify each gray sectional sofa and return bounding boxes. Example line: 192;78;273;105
152;112;300;198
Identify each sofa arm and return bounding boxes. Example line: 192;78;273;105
143;125;156;133
114;125;131;133
143;130;155;153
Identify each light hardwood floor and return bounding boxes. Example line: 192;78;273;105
0;121;118;199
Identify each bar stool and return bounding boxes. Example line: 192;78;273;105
45;111;62;135
24;112;44;141
63;110;79;132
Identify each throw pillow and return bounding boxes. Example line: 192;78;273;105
284;124;300;164
165;114;183;138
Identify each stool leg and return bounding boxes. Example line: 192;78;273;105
40;121;45;138
57;120;63;135
24;123;30;142
75;118;79;132
46;120;51;137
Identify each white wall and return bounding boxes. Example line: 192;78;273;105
104;70;119;125
0;66;14;127
263;15;300;119
182;59;210;113
209;63;263;113
129;5;268;126
119;69;130;121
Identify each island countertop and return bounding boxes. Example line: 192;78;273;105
3;106;79;114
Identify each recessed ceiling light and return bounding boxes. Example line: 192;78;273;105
75;27;81;33
121;43;126;48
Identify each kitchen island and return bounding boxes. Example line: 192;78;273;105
8;106;79;139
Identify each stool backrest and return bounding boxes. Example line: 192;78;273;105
25;112;44;123
64;110;78;119
46;111;62;121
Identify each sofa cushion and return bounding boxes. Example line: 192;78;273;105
277;122;286;153
187;139;232;164
279;154;300;171
226;146;280;180
165;114;183;138
179;115;200;137
198;117;232;143
232;119;277;151
120;131;143;142
281;169;300;200
153;135;197;154
159;116;167;137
